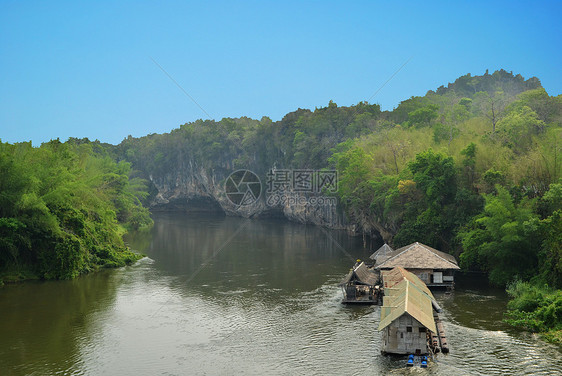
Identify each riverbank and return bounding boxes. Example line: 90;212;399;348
0;249;144;287
504;281;562;345
0;267;39;286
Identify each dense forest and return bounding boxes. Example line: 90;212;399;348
0;140;152;282
1;70;560;342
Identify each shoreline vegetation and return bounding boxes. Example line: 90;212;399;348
0;139;152;285
1;70;560;344
505;281;562;345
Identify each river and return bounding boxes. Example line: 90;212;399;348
1;213;560;375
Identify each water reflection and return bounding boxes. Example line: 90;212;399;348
125;213;372;302
0;271;119;376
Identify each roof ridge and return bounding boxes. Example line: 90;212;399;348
377;244;415;267
420;242;457;261
417;244;459;267
404;280;409;312
408;277;436;301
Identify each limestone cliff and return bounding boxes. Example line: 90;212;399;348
147;165;351;231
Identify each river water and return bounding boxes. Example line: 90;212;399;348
1;213;560;375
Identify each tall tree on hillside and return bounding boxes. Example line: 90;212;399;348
473;91;508;133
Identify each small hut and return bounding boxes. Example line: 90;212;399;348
378;267;437;355
374;242;460;288
369;243;394;265
339;262;381;304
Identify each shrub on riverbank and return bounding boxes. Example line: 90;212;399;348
504;281;562;344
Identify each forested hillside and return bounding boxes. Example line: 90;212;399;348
114;70;561;342
0;140;152;282
116;70;561;289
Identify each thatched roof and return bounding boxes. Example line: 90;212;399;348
378;268;437;333
339;262;379;286
369;243;394;262
374;242;460;270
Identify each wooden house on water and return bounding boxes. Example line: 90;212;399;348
374;242;460;289
378;267;438;355
339;261;381;304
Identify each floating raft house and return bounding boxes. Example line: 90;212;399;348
375;242;460;289
339;262;381;305
378;267;449;355
378;267;437;355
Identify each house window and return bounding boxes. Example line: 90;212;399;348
406;326;412;332
400;333;403;338
419;327;426;333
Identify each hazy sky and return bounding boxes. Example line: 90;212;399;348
1;1;561;145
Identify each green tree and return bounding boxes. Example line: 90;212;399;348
407;105;439;128
459;186;538;286
394;149;459;250
496;105;545;153
536;210;562;288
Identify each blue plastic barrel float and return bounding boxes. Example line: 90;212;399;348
421;355;428;368
407;354;414;367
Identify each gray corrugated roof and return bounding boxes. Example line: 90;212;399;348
369;243;394;261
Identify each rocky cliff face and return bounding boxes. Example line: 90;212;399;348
148;165;351;231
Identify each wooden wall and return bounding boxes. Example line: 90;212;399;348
382;314;428;354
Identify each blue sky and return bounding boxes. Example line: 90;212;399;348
1;1;561;145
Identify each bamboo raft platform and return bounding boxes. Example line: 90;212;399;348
341;285;383;305
429;330;440;354
431;311;450;353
